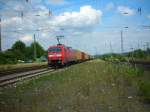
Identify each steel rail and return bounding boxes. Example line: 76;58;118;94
0;65;47;77
0;68;54;87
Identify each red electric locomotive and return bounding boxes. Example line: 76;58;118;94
47;44;91;67
48;44;76;66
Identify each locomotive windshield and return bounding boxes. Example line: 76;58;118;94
49;47;62;53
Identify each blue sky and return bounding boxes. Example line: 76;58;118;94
0;0;150;55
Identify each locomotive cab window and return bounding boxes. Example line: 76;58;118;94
49;48;62;52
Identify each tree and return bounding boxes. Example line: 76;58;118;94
30;42;45;59
133;49;145;59
25;46;33;60
0;52;7;64
4;50;17;64
12;40;26;52
11;40;26;60
0;40;46;64
0;51;17;64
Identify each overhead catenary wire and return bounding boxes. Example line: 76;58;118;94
0;0;149;34
0;0;150;53
0;0;99;18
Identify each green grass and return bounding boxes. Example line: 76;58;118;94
139;81;150;100
0;59;150;112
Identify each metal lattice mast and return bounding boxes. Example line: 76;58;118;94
121;30;124;53
0;18;2;52
33;34;37;60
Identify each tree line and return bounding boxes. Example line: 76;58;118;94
0;41;47;64
98;48;150;62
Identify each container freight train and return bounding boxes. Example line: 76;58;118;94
48;44;90;67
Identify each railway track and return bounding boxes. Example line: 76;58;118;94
109;60;150;71
0;65;47;77
0;68;55;87
129;60;150;71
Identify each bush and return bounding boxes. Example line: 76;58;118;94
0;41;46;65
0;51;17;65
139;81;150;101
99;53;127;62
0;52;7;64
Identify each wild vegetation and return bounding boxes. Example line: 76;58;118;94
0;41;47;65
0;59;149;112
98;48;150;62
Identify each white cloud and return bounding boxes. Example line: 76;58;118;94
147;14;150;20
50;5;102;28
117;6;135;16
1;4;103;52
3;17;22;26
1;0;150;55
2;4;101;33
20;35;33;42
106;2;114;11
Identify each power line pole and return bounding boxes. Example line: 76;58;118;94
138;41;140;49
33;34;37;61
145;42;149;57
109;42;113;53
145;42;149;49
0;18;2;52
143;44;146;51
130;47;134;61
121;30;124;53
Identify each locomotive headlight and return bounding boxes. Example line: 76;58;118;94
48;54;62;57
48;55;54;57
56;54;62;57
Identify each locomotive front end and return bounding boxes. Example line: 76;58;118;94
48;46;64;67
